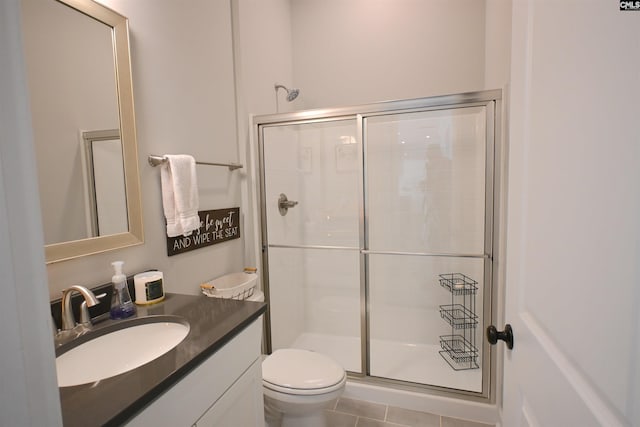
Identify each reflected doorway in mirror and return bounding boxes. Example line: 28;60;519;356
81;129;128;238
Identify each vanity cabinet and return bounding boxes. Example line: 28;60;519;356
194;358;263;426
126;317;264;427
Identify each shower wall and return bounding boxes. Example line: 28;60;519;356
259;93;497;396
263;122;359;247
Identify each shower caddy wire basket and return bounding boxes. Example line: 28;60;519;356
438;273;479;370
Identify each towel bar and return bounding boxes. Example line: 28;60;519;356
148;155;242;171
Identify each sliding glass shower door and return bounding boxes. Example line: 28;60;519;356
365;106;490;392
261;119;363;373
258;91;499;398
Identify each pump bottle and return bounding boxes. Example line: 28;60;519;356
110;261;136;319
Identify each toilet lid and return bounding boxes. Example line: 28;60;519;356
262;349;345;393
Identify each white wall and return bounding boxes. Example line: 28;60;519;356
290;0;488;110
233;0;294;116
484;0;512;91
45;0;244;298
231;0;295;271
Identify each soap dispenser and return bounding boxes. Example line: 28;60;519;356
110;261;136;319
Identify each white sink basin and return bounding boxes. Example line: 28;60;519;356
56;317;189;387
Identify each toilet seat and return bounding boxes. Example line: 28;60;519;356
263;348;346;396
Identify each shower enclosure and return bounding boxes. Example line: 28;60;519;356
254;90;501;399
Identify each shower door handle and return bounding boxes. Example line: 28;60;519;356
487;324;514;350
278;193;298;216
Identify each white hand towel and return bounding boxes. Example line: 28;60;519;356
160;155;200;237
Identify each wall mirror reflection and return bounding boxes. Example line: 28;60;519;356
21;0;143;263
82;129;127;237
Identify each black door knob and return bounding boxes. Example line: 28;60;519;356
487;324;514;349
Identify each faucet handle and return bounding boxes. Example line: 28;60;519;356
79;292;107;325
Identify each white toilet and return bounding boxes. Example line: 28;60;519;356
262;348;346;427
247;291;346;427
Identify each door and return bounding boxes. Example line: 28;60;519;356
502;1;640;426
261;119;363;373
365;106;492;393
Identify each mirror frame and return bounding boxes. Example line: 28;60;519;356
44;0;143;263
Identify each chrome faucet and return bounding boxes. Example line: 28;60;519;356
60;285;99;331
79;292;107;326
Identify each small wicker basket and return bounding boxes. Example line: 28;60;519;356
200;268;258;300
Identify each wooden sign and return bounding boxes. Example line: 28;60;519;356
166;207;240;256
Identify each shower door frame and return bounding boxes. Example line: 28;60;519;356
253;89;503;402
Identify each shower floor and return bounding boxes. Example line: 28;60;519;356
290;332;481;392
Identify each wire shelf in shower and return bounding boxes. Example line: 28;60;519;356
439;334;479;370
439;304;478;329
437;272;480;371
438;273;477;296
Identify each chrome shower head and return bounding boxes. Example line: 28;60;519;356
286;88;299;102
275;84;299;102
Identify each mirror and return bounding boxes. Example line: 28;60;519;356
21;0;143;263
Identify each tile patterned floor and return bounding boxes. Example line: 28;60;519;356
325;397;495;427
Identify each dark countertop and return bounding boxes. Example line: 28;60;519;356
58;293;266;427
